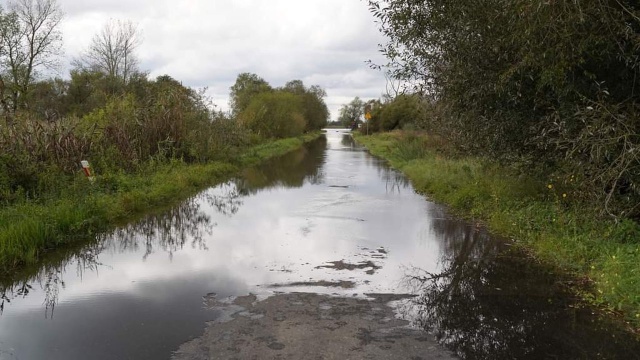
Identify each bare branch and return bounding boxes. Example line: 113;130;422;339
78;19;142;84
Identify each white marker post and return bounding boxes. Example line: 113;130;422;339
81;160;95;182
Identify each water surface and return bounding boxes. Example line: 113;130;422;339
0;130;638;359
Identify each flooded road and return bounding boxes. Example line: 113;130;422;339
1;130;639;359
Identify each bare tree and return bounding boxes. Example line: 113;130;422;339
0;0;63;114
78;19;141;83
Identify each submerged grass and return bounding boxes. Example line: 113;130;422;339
0;132;322;274
355;131;640;330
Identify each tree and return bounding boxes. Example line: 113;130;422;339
280;80;329;131
229;72;271;116
283;79;305;95
337;97;364;128
369;0;640;218
77;19;141;84
238;91;306;139
378;94;424;131
0;0;63;114
301;89;329;131
25;76;66;120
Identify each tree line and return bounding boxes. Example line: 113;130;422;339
360;0;640;220
0;0;328;205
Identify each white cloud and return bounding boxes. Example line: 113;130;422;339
57;0;389;119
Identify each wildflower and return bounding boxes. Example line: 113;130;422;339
547;184;553;189
562;193;567;198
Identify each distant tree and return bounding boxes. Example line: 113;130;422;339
363;98;383;132
229;72;271;116
283;79;305;95
238;91;306;138
337;97;364;128
378;94;424;131
280;80;329;131
76;19;141;84
0;0;63;115
301;88;329;131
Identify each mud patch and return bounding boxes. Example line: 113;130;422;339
173;293;455;360
268;280;356;289
316;260;382;275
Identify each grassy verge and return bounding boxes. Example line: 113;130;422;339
0;132;322;274
355;131;640;330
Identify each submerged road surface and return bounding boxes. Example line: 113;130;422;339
1;130;639;359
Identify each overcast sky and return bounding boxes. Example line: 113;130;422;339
57;0;389;120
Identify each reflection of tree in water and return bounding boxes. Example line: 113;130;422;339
0;137;327;318
202;182;243;217
0;241;106;318
378;166;411;194
340;134;357;148
105;182;244;261
405;212;640;359
235;136;327;195
106;196;214;260
0;184;243;317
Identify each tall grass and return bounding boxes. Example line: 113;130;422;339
356;131;640;330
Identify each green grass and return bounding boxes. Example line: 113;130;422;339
355;131;640;330
0;132;322;274
238;132;321;167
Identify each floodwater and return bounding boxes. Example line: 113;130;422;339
1;130;639;359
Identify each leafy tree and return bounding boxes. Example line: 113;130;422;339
282;79;305;95
369;0;640;218
229;72;272;116
238;91;306;139
337;97;364;128
24;77;67;120
378;94;424;131
301;90;329;131
280;80;329;131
